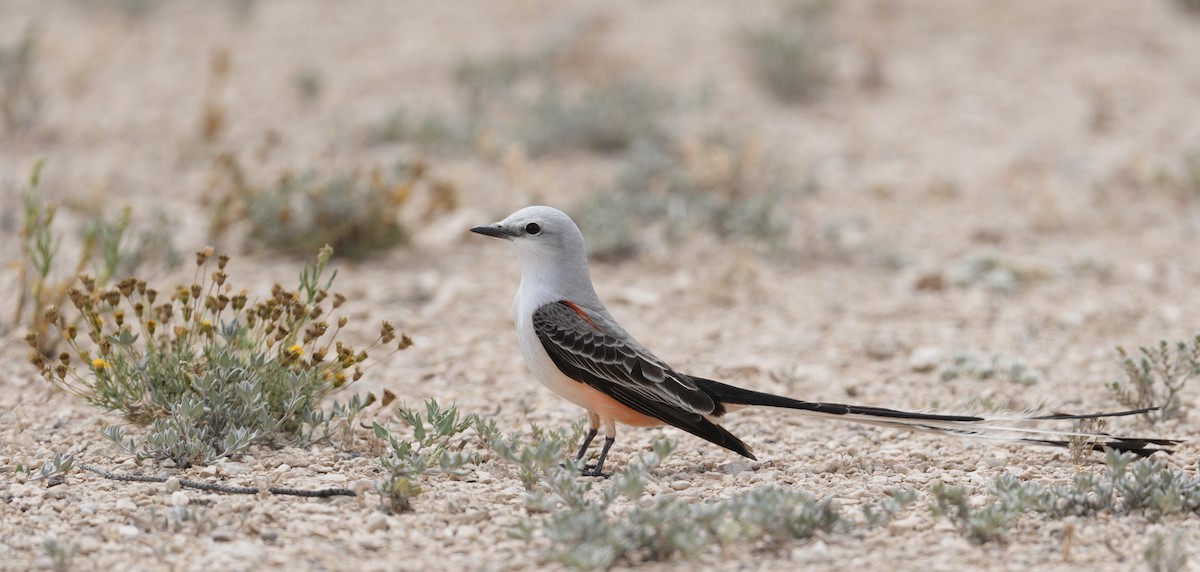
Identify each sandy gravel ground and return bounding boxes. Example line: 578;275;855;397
3;1;1200;570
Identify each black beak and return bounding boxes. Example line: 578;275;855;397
470;224;517;240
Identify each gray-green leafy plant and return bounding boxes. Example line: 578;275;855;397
494;425;913;570
741;0;835;104
1108;335;1199;423
373;399;480;513
34;245;410;467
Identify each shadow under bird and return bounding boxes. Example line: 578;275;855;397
471;205;1181;476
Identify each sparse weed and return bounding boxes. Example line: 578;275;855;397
14;162;179;355
1107;335;1199;423
520;78;671;156
35;452;76;484
41;536;78;572
741;0;835;104
364;106;472;152
576;133;800;260
937;351;1042;386
0;25;40;134
945;251;1025;292
211;156;457;259
932;451;1200;544
373;399;479;513
492;425;912;569
929;476;1031;544
1144;530;1189;572
135;505;215;535
30;245;411;467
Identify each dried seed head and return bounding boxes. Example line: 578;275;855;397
190;283;202;299
114;309;125;326
146;320;157;335
217;254;230;270
146;289;157;304
55;364;67;379
79;273;96;293
380;321;396;344
397;333;413;350
196;246;214;266
332;293;346;309
59;352;70;365
213;271;228;286
117;277;137;298
136;280;147;296
353;366;364;381
337;316;348;328
42;305;60;324
315;289;328;303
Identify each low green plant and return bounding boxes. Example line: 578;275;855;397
931;451;1200;544
373;399;481;513
41;536;78;572
494;425;913;570
15;161;179;355
30;245;411;466
1144;530;1189;572
576;133;800;260
1108;335;1200;423
520;78;671;156
211;156;458;259
0;25;40;134
740;0;835;104
937;351;1042;386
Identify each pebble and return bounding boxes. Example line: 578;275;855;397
77;536;101;555
170;491;189;507
365;512;389;532
212;529;236;542
117;525;140;541
115;498;137;512
165;477;181;492
354;534;383;551
200;466;218;477
669;480;690;491
218;462;251;476
908;346;943;372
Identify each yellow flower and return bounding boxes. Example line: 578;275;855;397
92;358;109;370
286;344;304;356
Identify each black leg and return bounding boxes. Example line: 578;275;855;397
582;437;615;477
575;428;598;461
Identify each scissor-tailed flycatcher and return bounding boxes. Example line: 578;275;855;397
472;205;1179;475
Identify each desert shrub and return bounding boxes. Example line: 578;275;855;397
741;0;835;104
519;78;672;156
210;156;457;259
30;245;412;466
575;133;802;260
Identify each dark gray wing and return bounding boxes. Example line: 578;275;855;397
532;300;754;458
532;300;714;414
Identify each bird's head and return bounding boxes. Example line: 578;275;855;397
471;206;595;299
471;205;587;259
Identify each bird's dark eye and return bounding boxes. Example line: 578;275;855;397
525;222;541;235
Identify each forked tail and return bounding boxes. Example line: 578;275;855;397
691;376;1181;457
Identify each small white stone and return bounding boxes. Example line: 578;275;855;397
170;491;189;507
117;525;140;541
78;501;98;515
165;477;181;491
365;512;389;532
77;536;102;554
670;480;690;491
200;465;218;477
354;534;383;551
908;346;944;372
115;498;137;512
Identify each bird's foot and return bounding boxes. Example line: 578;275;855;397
580;464;610;478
